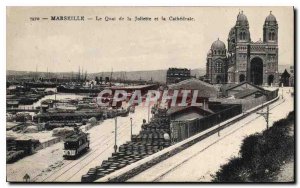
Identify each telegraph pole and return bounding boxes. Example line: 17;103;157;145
257;105;271;130
114;117;118;153
148;104;150;123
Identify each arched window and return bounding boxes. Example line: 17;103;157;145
271;32;275;40
214;50;216;54
240;32;246;40
268;32;272;40
242;32;246;40
215;61;223;73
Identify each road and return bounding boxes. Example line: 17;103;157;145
128;87;294;182
6;105;149;182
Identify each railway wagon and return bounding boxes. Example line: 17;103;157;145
63;127;90;159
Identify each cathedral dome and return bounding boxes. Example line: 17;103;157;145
207;49;212;56
236;11;249;26
265;11;277;24
211;38;226;50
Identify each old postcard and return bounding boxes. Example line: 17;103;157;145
6;6;295;183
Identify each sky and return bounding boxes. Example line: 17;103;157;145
6;6;294;73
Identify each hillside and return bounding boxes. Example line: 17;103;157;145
7;68;206;83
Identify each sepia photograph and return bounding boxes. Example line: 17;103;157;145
5;6;295;183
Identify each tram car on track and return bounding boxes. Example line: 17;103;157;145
63;127;90;159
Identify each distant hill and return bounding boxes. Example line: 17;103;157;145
89;68;206;83
7;68;206;83
9;64;291;83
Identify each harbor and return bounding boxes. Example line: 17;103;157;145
6;6;294;183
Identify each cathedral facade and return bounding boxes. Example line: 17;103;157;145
206;11;279;86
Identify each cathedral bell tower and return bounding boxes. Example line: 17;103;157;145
263;11;278;44
235;11;251;43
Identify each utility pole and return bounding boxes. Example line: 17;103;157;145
114;117;118;153
257;105;271;130
130;117;133;139
148;104;150;123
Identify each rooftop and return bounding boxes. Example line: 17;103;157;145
168;78;218;98
167;106;214;116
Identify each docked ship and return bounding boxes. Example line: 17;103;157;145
56;84;104;93
24;81;58;88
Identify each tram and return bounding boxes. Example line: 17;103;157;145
63;127;90;159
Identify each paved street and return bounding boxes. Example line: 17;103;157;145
7;105;148;182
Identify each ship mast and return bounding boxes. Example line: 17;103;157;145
78;66;80;82
35;64;38;81
81;67;84;82
110;68;113;87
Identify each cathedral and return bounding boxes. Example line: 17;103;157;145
205;11;279;86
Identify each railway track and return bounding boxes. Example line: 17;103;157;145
33;97;284;182
32;117;142;182
152;98;285;182
53;126;134;182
